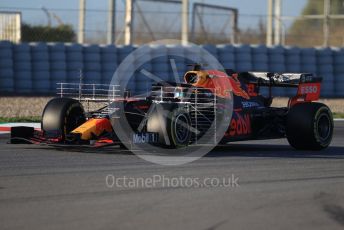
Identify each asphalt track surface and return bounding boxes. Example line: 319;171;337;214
0;122;344;230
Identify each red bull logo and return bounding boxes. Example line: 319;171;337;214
225;113;252;137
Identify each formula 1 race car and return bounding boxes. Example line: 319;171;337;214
11;64;334;150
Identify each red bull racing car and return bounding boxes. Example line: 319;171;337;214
11;65;334;151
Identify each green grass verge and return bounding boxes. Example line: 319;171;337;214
0;116;41;123
333;113;344;119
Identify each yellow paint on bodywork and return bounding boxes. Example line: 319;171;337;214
71;118;113;140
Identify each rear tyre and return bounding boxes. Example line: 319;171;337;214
42;98;86;140
286;102;333;150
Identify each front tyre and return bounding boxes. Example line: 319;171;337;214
286;102;333;150
169;108;192;147
42;98;86;140
147;105;192;148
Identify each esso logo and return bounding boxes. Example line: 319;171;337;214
301;85;318;94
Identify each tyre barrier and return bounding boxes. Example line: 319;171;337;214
1;42;344;97
65;43;83;85
82;45;101;85
135;81;152;95
117;45;135;64
300;48;317;73
217;44;235;62
30;43;50;93
0;41;14;92
13;43;32;93
285;46;301;72
135;71;153;95
234;44;252;72
153;62;170;73
221;61;235;70
251;45;268;72
150;44;168;58
268;46;286;96
67;70;82;84
316;48;334;97
66;44;83;62
83;71;101;84
49;43;67;91
14;71;32;93
284;46;301;96
83;45;101;74
101;44;117;84
101;71;114;85
184;45;202;62
217;44;235;70
137;62;153;72
201;44;218;59
127;78;136;94
152;56;169;65
333;48;344;97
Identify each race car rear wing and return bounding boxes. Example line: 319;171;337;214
238;72;322;87
236;71;322;105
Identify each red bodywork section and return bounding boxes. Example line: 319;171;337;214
184;70;251;99
288;82;321;107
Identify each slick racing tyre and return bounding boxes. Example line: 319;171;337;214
286;102;333;150
147;104;192;148
42;98;86;140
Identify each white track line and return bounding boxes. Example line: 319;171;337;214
0;123;40;134
0;123;40;128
